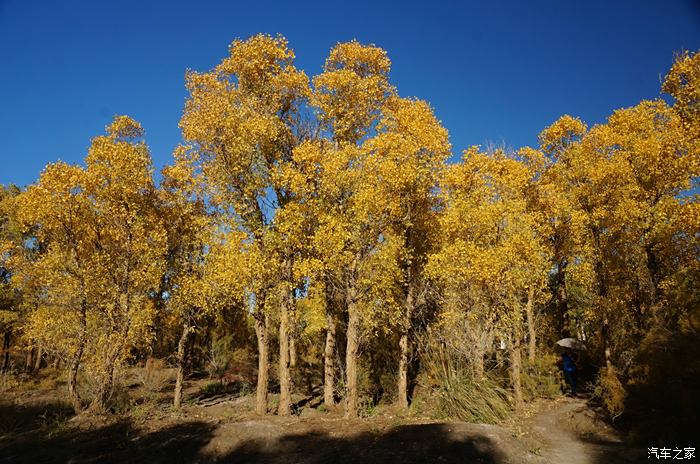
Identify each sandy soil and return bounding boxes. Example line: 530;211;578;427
0;379;645;464
525;397;645;464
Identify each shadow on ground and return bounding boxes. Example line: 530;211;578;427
0;401;510;464
0;399;648;464
0;401;215;464
212;423;507;464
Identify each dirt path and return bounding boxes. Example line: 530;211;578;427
1;391;646;463
532;399;592;464
529;397;644;464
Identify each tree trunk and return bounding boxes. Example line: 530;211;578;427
592;229;612;370
278;254;295;416
289;330;297;368
68;299;87;413
398;284;414;410
67;355;82;413
345;285;359;418
603;316;612;370
92;351;119;412
255;311;269;415
25;347;34;372
510;325;523;411
34;345;43;371
398;331;409;410
1;330;10;372
525;286;536;363
644;243;660;306
278;288;292;416
174;323;191;409
324;307;336;407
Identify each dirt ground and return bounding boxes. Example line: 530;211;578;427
0;374;645;464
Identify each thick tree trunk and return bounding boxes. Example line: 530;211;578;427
25;347;34;372
510;325;523;411
345;285;360;418
324;308;336;407
174;323;191;409
398;331;409;410
644;243;660;306
278;291;292;416
278;254;294;416
525;286;536;363
289;330;297;368
397;283;414;410
34;345;43;371
255;311;269;415
67;355;82;413
592;230;612;370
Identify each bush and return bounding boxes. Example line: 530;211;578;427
138;357;173;393
199;380;227;398
0;369;20;392
358;396;379;418
521;354;563;401
108;382;133;415
206;335;234;378
438;373;513;424
418;323;512;424
594;366;626;418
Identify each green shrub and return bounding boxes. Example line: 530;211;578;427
199;380;226;397
437;373;513;424
358;396;378;418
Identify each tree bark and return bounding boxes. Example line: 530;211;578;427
397;285;414;410
278;253;295;416
254;310;269;415
289;330;297;368
174;323;191;408
510;324;523;411
93;350;119;412
324;306;336;407
278;288;292;416
1;330;11;372
525;286;537;363
592;229;612;370
34;345;43;371
67;354;83;413
345;285;360;418
25;347;34;372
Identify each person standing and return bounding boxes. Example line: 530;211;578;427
561;350;578;397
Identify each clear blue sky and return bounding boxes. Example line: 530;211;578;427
1;0;699;187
